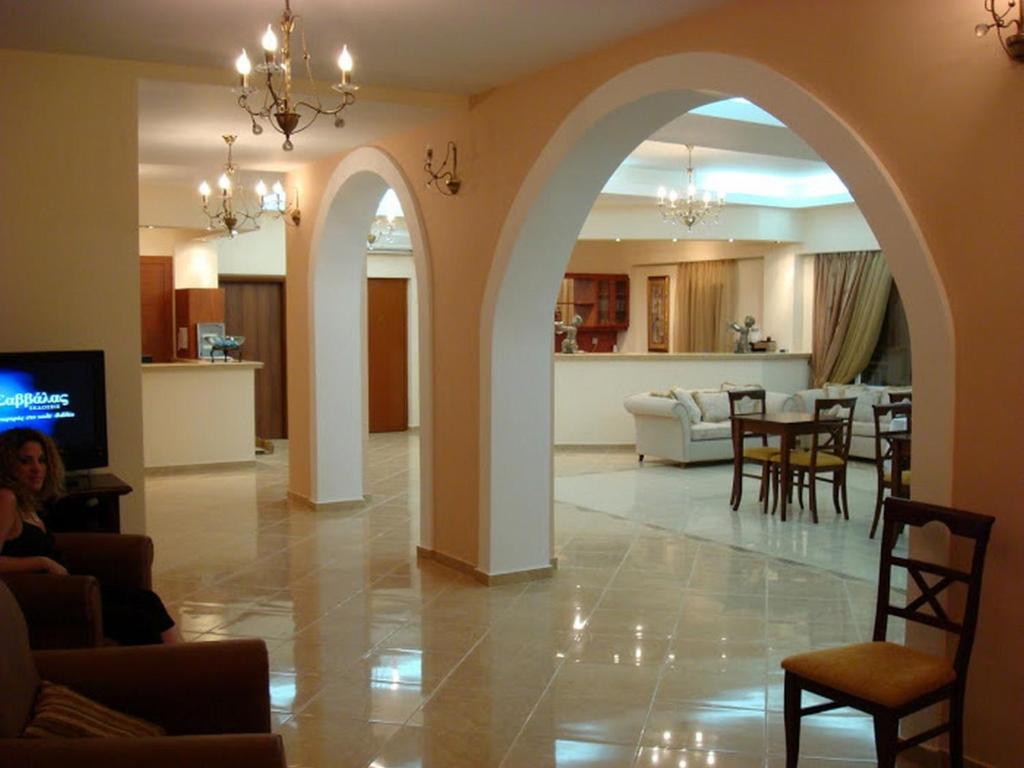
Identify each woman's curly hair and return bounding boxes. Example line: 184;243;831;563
0;428;66;512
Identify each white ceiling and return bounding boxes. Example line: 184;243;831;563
0;0;725;94
4;1;853;214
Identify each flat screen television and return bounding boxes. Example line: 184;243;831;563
0;350;108;471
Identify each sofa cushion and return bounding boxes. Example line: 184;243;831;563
720;382;762;392
852;420;876;437
690;422;732;441
669;388;702;425
766;392;797;414
22;681;166;738
850;389;883;422
795;388;825;413
693;391;731;423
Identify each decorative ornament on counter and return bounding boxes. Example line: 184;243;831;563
728;315;758;354
555;314;584;354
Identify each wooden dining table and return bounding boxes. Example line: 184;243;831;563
731;412;840;522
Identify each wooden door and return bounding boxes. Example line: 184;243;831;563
140;256;174;362
368;278;408;433
222;278;287;439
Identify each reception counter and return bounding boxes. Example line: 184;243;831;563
141;360;263;468
554;352;811;445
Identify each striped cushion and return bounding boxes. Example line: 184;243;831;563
22;681;165;738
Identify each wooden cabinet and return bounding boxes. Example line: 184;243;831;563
554;273;629;353
175;288;225;358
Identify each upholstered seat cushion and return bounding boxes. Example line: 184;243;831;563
743;445;778;461
884;470;911;486
690;422;732;441
782;641;955;708
771;450;845;468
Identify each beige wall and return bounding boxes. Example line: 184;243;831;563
0;50;145;532
282;2;1022;762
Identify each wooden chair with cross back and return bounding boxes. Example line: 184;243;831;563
781;497;995;768
727;388;777;511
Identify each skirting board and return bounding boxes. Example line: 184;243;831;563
145;460;257;474
416;546;558;585
286;489;371;510
904;745;990;768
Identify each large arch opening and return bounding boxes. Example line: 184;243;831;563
307;146;434;546
480;53;953;583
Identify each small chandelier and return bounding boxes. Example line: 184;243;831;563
975;0;1024;60
233;0;356;151
656;144;725;230
198;135;265;237
366;214;397;249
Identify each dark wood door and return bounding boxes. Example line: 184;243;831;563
222;278;287;439
139;256;174;362
368;278;408;433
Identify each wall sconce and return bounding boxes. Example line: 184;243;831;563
976;0;1024;60
424;141;461;196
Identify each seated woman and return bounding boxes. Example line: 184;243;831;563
0;427;180;645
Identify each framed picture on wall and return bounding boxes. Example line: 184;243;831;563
647;276;669;352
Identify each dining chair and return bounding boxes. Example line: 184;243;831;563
769;397;856;523
869;402;912;539
781;497;994;768
888;391;913;404
727;388;777;511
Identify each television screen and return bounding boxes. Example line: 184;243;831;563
0;350;108;471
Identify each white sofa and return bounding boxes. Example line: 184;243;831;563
792;383;911;460
623;387;796;465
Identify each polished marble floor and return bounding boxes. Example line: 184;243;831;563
145;435;922;768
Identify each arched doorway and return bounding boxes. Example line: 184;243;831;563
306;146;434;546
480;52;953;578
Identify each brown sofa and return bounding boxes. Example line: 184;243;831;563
0;581;286;767
0;532;153;649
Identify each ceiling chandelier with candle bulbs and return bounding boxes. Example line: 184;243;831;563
656;144;725;231
198;135;269;237
233;0;356;151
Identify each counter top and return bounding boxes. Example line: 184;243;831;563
142;360;264;371
554;352;810;362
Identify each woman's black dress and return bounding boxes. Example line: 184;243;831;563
1;522;174;645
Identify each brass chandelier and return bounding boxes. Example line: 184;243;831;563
198;135;266;237
656;145;725;231
975;0;1024;60
233;0;356;150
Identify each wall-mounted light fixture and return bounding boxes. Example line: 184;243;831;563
424;141;461;196
264;181;302;227
976;0;1024;60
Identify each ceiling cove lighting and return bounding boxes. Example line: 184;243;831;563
198;135;264;237
656;145;725;231
233;0;356;150
976;0;1024;60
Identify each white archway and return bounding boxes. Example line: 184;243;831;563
308;146;434;546
480;53;953;577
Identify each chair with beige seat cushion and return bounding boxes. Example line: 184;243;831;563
727;388;777;510
767;397;856;523
781;498;994;768
0;580;286;767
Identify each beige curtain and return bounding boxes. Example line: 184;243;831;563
812;251;892;386
675;260;737;352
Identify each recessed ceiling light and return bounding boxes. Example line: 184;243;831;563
615;237;621;242
728;238;734;242
672;238;678;243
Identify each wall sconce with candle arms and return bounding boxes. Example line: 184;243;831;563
424;141;461;196
976;0;1024;60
